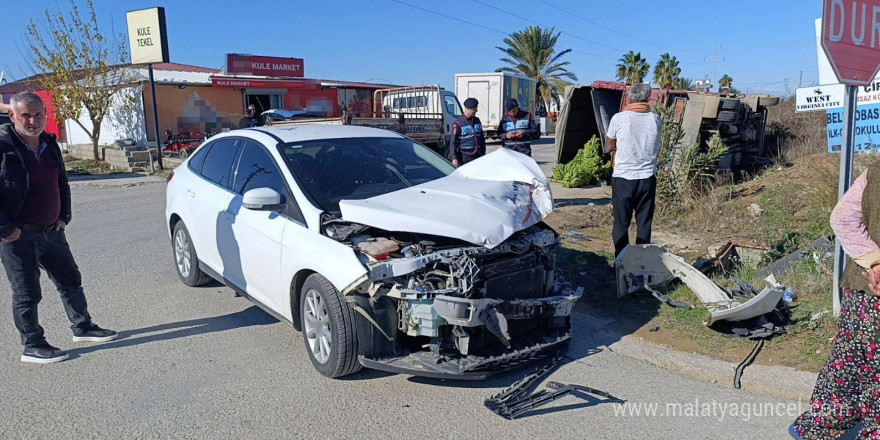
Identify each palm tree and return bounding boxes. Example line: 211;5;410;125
652;53;681;89
718;74;733;89
615;51;650;85
496;26;578;112
672;77;694;91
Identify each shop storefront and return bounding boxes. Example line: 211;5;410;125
212;54;393;118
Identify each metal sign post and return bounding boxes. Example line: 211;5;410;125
831;85;857;316
126;7;169;172
821;0;880;316
148;64;162;171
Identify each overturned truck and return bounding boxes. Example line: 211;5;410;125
555;81;780;171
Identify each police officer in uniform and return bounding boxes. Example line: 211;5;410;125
496;98;539;156
446;97;485;167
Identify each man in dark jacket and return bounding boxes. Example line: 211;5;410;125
0;92;116;364
446;97;485;167
496;98;539;156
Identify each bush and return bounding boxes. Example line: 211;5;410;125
654;103;728;215
552;136;611;188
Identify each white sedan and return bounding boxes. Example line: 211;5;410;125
164;125;580;379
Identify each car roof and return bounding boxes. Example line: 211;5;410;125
232;124;407;143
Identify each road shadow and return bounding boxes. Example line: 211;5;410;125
67;172;152;182
553;194;612;207
406;361;562;389
67;306;278;358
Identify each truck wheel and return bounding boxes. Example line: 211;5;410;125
162;148;172;158
758;96;780;107
720;99;740;110
300;274;362;378
179;149;189;160
717;110;739;122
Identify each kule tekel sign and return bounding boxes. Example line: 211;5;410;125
126;7;169;64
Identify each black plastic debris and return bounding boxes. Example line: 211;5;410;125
734;340;765;390
484;355;624;420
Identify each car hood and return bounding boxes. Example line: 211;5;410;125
338;148;553;248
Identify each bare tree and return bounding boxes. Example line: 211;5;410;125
25;0;132;160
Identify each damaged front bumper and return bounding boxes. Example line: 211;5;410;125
358;287;580;380
340;226;581;379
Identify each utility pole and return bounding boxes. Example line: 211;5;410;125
798;70;803;88
784;78;790;97
704;43;722;91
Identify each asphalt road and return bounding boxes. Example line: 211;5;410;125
0;147;801;439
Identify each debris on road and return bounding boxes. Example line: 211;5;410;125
484;355;624;420
733;340;765;390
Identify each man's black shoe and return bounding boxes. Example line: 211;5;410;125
21;345;69;364
72;324;118;343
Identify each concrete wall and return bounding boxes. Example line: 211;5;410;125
66;144;157;171
63;86;147;149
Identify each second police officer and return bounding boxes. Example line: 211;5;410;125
496;98;539;156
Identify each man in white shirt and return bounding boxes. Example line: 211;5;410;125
605;84;661;257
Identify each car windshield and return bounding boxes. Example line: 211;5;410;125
280;137;455;213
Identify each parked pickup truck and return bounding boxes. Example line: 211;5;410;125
265;84;463;151
555;81;779;172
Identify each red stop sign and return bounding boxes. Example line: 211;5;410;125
822;0;880;85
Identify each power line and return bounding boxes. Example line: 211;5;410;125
571;50;617;60
735;80;785;86
538;0;703;53
393;0;622;60
471;0;625;53
391;0;507;35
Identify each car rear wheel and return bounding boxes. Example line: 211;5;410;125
172;221;212;287
300;274;361;378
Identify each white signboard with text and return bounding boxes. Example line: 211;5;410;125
796;84;844;112
126;7;169;65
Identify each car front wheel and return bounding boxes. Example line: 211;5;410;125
172;221;212;287
300;274;361;378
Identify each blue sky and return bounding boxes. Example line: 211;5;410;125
1;0;822;96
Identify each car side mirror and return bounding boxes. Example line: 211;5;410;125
242;187;283;210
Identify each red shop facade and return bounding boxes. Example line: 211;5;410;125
211;54;393;118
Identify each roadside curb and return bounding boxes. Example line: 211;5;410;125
607;334;818;402
69;174;165;188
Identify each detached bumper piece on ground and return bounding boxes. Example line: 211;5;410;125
615;244;785;325
617;244;794;390
484;355;624;419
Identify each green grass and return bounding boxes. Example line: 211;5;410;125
150;168;173;180
65;159;124;175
